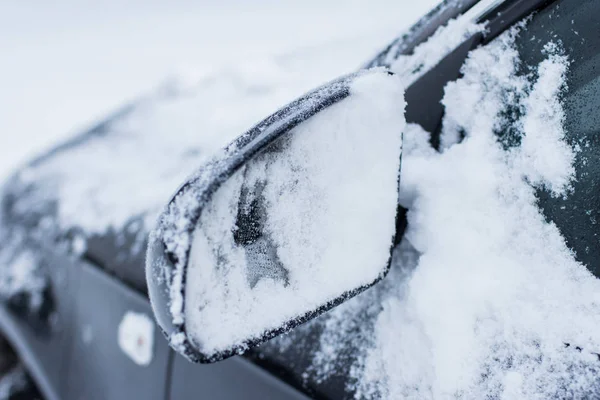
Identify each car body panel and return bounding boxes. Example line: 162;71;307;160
170;353;311;400
63;261;170;400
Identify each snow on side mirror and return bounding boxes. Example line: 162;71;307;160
146;69;405;363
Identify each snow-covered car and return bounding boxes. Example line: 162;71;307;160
0;0;599;398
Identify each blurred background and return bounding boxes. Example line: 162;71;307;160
0;0;439;179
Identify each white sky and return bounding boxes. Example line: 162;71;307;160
0;1;439;178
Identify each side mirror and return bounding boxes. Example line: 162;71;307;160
146;69;405;363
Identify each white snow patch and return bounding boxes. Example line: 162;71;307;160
513;42;575;195
118;311;155;367
184;70;405;355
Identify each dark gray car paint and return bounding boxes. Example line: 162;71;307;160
170;354;310;400
63;261;170;400
63;257;310;400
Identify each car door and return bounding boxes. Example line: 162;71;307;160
62;260;171;400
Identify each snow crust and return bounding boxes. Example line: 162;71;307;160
299;26;600;399
184;71;405;355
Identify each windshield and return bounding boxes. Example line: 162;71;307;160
253;1;600;398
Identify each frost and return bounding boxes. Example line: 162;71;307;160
303;27;600;399
181;71;405;355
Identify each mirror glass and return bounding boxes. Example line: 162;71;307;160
183;72;406;358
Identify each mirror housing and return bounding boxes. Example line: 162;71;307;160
146;69;405;363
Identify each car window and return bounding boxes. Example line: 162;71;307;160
518;0;600;278
251;1;600;398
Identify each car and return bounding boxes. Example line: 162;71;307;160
0;0;599;398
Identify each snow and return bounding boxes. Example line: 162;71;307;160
301;25;600;399
117;311;155;367
389;15;484;85
181;70;405;356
